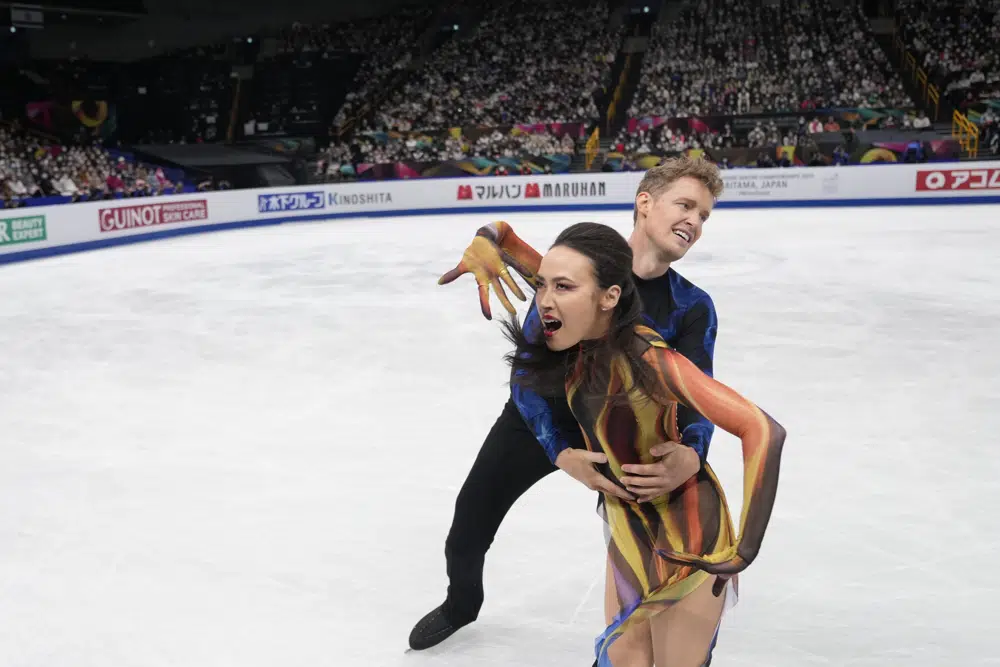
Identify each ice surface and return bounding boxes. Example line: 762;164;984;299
0;205;998;667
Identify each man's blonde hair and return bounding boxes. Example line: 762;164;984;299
633;156;724;222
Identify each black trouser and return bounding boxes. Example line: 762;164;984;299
443;396;585;623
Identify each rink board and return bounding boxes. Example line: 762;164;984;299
2;160;1000;265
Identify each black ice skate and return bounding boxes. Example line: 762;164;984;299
408;603;468;650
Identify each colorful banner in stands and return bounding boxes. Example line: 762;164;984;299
26;100;118;140
3;161;1000;265
420;123;586;142
603;136;962;171
361;123;586;146
510;123;588;139
625;107;920;136
964;99;1000;126
346;123;584;178
353;154;573;179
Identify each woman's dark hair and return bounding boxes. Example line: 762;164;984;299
500;222;665;405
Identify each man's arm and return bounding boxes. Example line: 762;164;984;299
670;296;718;462
509;305;569;464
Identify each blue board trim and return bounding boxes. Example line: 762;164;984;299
2;195;999;265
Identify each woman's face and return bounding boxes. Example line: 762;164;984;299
534;245;620;352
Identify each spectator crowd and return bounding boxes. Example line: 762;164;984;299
629;0;913;119
6;0;991;204
265;7;435;137
0;124;184;208
369;0;620;132
896;0;1000;108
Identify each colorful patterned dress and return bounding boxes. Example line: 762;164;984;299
563;326;786;665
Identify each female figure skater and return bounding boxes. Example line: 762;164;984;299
501;222;786;667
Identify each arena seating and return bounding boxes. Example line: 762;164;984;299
895;0;1000;110
0;123;194;209
120;46;234;144
249;8;434;138
629;0;913;119
374;0;621;132
315;0;622;175
4;0;989;199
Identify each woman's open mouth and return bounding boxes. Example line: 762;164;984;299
541;317;563;338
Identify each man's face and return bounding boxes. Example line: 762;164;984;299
634;176;714;262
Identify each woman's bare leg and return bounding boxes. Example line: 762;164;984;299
604;557;654;667
649;576;726;667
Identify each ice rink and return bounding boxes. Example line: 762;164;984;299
1;204;998;667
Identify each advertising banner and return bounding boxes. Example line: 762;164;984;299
0;215;47;247
915;167;1000;192
99;200;209;233
2;161;1000;265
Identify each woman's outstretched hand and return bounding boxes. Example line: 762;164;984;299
438;222;541;320
438;236;526;320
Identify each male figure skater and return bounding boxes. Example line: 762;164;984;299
410;157;725;651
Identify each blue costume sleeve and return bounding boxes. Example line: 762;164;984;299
510;304;570;465
671;296;718;462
